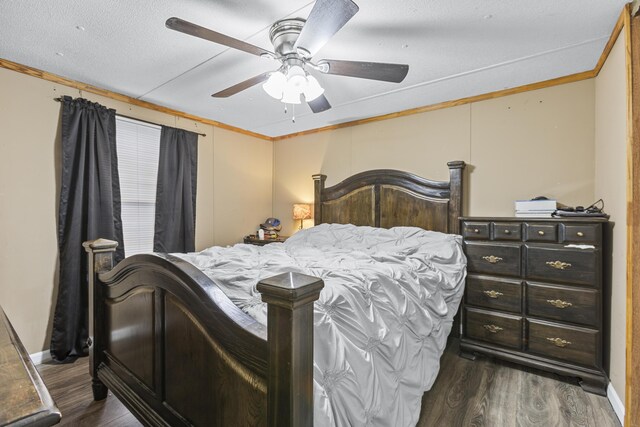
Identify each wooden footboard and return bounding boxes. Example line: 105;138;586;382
83;239;323;427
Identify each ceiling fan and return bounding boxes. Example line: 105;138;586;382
166;0;409;114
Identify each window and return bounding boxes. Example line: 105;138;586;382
116;116;161;257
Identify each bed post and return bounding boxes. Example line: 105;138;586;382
447;161;466;234
312;174;326;225
257;272;324;427
83;238;118;401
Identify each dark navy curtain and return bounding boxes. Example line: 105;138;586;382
153;126;198;253
51;96;124;362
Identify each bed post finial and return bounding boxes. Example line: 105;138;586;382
83;238;118;401
312;174;326;226
257;272;324;427
447;161;466;235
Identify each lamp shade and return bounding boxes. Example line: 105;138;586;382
292;203;312;220
303;75;324;101
281;85;302;104
262;71;286;100
287;65;307;90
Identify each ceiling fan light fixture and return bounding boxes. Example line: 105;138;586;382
281;85;302;104
303;75;324;101
262;71;287;99
287;65;307;90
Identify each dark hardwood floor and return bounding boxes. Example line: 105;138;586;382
37;340;620;426
418;341;620;427
36;360;141;426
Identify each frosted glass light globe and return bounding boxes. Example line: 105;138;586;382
303;75;324;101
262;71;286;100
281;85;301;104
286;65;307;91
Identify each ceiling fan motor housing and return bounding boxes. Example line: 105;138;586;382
269;18;306;57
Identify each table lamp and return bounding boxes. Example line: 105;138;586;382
292;203;312;230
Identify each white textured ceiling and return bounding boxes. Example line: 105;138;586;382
0;0;627;137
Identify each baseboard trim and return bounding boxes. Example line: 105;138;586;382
29;349;52;365
607;382;625;425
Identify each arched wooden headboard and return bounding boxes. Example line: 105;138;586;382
313;161;466;234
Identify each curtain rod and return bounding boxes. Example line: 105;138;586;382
117;113;207;137
53;97;207;137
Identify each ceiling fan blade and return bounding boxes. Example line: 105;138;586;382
166;17;275;58
308;94;331;113
212;72;272;98
318;59;409;83
294;0;359;58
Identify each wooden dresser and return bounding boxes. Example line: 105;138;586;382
458;217;610;395
0;306;60;426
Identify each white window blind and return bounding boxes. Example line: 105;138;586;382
116;116;161;257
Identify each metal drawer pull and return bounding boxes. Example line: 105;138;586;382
484;290;504;299
546;260;572;270
546;337;572;348
538;230;545;236
483;324;504;333
504;229;511;234
482;255;503;264
547;299;573;309
576;231;584;237
473;228;480;233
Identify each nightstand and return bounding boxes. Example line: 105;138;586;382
243;235;288;246
458;216;610;395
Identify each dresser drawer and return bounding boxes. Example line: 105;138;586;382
525;245;598;286
462;221;490;240
562;224;600;244
465;242;521;276
527;319;598;367
524;223;558;242
465;275;522;313
492;222;522;241
465;308;522;349
526;282;598;327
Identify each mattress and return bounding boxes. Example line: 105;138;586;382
178;223;467;427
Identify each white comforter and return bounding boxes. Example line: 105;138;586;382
178;223;467;427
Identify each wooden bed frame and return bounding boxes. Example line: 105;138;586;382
84;161;465;427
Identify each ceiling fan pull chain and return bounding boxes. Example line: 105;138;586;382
292;104;296;123
284;104;287;114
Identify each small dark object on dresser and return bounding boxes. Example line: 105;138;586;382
554;199;610;218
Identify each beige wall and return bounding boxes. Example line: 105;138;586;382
213;128;273;246
0;67;272;353
274;80;595;236
595;33;627;401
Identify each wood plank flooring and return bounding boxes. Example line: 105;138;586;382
37;339;620;426
36;360;141;426
418;341;620;427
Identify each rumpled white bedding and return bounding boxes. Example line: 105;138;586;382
177;223;467;427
